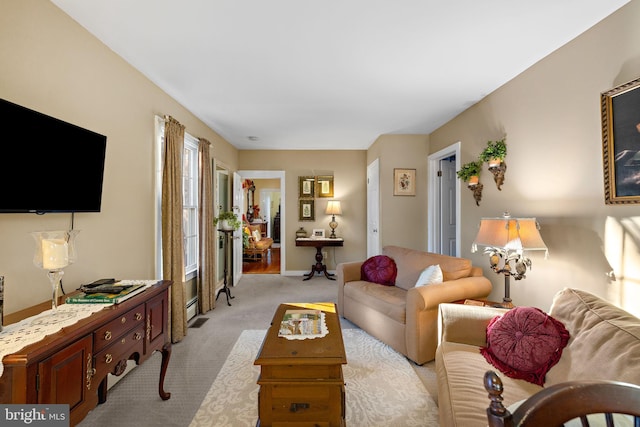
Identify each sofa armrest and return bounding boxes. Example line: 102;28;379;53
437;302;508;348
404;275;492;363
406;275;492;313
336;261;363;317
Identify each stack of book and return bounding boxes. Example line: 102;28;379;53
65;283;147;304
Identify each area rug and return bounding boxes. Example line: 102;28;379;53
189;329;439;426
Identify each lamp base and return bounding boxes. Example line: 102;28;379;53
329;216;338;239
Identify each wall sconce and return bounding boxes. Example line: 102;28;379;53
467;180;483;206
472;213;548;307
325;201;342;239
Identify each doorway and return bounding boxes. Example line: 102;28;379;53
237;170;286;275
428;142;461;257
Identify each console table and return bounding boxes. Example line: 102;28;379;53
0;280;172;426
295;238;344;280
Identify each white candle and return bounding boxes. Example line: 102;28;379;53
42;238;69;270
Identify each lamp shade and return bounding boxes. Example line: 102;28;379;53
472;216;547;255
325;201;342;216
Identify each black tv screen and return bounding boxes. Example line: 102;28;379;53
0;98;107;213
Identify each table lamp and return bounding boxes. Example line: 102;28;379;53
325;201;342;239
471;213;547;307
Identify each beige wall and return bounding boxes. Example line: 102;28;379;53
429;0;640;316
3;0;638;318
239;150;367;272
0;0;238;314
368;134;430;250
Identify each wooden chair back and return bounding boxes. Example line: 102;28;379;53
484;370;640;427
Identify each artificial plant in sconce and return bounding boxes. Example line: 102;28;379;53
456;160;483;206
480;138;507;190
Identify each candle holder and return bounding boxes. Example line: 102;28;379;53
31;230;79;312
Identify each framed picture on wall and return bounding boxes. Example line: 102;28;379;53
393;168;416;196
316;175;334;198
602;77;640;204
298;176;315;198
298;199;315;221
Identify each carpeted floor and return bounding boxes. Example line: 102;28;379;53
190;329;439;426
78;274;438;426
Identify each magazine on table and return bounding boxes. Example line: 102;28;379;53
278;309;328;340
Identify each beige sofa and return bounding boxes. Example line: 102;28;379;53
435;287;640;427
337;245;492;365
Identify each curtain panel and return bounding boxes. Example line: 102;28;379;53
198;138;216;313
162;116;187;343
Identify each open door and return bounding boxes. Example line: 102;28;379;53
233;172;243;286
428;142;461;256
367;158;381;257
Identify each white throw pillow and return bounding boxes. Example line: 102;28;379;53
415;264;443;287
252;230;261;241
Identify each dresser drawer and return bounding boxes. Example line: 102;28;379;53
93;325;145;379
261;364;343;381
94;304;145;353
260;383;344;426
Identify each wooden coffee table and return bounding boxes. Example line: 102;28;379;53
254;302;347;427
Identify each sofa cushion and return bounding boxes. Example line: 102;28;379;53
480;306;569;386
343;280;406;323
383;246;472;290
546;288;640;386
436;342;542;427
361;255;397;286
415;264;443;287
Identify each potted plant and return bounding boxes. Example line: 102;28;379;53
479;138;507;167
456;160;483;186
214;211;241;230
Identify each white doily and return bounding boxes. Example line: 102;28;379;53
0;280;159;376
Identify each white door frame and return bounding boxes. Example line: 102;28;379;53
428;142;461;257
238;170;286;274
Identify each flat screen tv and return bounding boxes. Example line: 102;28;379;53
0;98;107;213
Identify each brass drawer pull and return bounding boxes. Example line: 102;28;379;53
135;312;143;321
134;332;142;341
104;331;112;341
121;338;126;344
121;317;126;324
289;403;309;413
105;354;113;364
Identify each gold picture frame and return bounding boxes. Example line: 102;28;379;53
298;199;315;221
602;77;640;204
394;168;416;196
298;176;315;198
316;175;334;198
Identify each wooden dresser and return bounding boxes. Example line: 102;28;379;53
254;303;346;427
0;280;172;426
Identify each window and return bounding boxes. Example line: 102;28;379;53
154;116;199;279
183;134;199;276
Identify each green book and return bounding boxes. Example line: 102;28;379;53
65;284;147;304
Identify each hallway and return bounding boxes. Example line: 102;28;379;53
242;246;280;274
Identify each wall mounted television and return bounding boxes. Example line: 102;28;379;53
0;98;107;214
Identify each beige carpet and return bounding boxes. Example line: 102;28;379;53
189;329;439;426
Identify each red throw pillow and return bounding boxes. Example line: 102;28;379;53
480;306;570;386
361;255;397;286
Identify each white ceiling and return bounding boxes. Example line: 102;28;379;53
51;0;629;150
